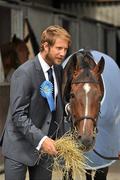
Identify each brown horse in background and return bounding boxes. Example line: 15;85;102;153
0;35;29;82
63;50;105;151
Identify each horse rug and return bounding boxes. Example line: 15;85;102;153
63;50;120;169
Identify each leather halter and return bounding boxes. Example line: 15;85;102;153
70;70;99;126
71;73;119;160
76;116;96;124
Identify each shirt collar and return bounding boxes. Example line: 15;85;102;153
38;53;54;73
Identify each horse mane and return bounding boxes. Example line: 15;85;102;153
72;50;98;84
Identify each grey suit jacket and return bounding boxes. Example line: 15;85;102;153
0;55;64;166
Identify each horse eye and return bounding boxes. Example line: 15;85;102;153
70;92;75;99
99;96;103;101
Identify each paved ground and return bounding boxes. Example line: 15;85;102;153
0;160;120;180
107;161;120;180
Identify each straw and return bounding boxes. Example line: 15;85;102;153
52;132;87;180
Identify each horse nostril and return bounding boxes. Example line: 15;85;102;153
76;135;81;143
77;135;81;140
80;135;95;152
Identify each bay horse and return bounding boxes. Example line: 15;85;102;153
62;49;120;180
0;34;29;82
62;50;105;152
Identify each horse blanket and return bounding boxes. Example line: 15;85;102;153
62;50;120;169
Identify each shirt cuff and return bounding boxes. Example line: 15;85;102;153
36;136;48;151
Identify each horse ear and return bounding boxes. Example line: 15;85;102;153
63;53;79;73
12;34;17;43
75;53;83;70
94;56;105;75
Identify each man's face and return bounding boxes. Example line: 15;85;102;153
45;38;69;66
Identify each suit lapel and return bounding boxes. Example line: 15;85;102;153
33;56;53;115
54;66;63;114
34;56;45;85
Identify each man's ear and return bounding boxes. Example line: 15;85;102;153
43;42;49;52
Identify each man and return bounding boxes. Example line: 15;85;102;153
0;25;71;180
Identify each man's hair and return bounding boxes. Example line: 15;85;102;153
40;25;71;51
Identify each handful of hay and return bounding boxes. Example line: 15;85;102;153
53;133;86;180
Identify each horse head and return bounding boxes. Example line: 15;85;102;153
63;50;105;151
12;34;29;65
0;35;29;82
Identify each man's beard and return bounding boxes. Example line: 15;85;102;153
45;51;54;66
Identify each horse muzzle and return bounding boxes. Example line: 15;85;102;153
76;134;95;152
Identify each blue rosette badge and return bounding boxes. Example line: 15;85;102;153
40;80;55;112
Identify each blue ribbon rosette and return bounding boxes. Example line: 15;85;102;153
40;80;55;112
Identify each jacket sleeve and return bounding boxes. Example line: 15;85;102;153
10;68;45;148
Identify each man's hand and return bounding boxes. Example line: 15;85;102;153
41;137;58;156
